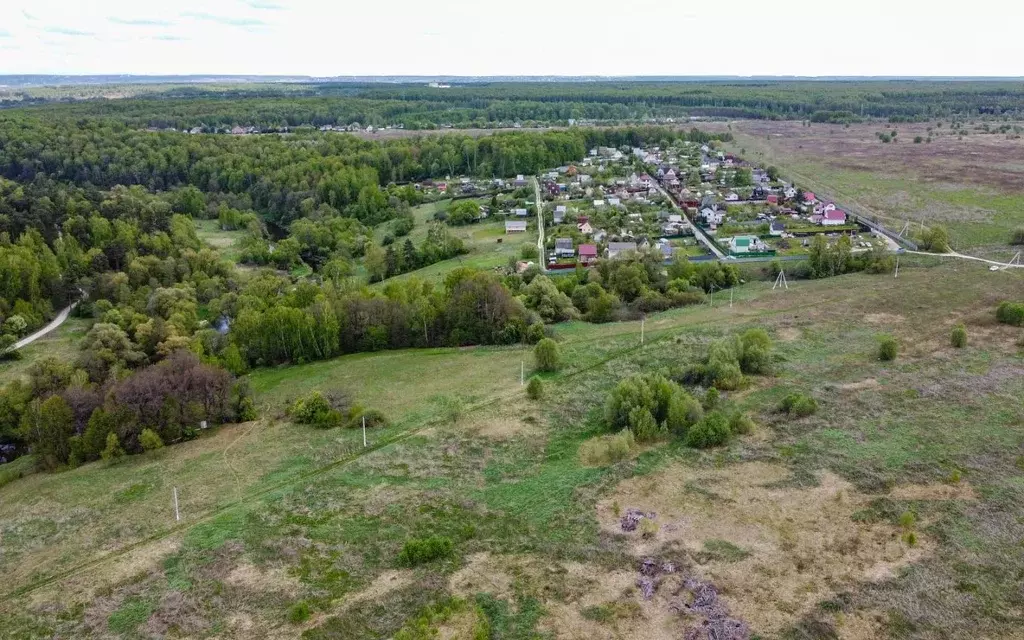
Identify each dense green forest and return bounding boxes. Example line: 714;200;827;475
6;80;1024;128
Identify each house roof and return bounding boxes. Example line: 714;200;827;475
803;192;816;201
578;244;598;256
770;221;785;230
608;242;637;252
555;238;573;249
734;237;751;247
824;209;846;221
505;221;527;230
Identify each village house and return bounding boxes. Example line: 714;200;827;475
514;175;527;187
554;238;574;258
505;221;527;233
514;208;529;217
578;221;594;235
578;244;598;264
607;242;638;260
725;192;740;202
821;209;847;226
701;207;725;226
770;221;786;236
729;235;767;254
766;194;779;205
553;205;566;224
608;197;621;207
592;229;608;243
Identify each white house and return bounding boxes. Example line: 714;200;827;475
729;235;766;254
821;209;848;226
593;200;606;207
608;197;621;207
514;208;529;217
701;207;725;225
725;192;740;202
505;221;528;233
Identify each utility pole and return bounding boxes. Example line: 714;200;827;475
894;257;900;279
173;487;180;522
521;361;525;386
362;415;367;447
730;288;733;308
641;316;645;345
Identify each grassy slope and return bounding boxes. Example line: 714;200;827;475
1;261;1023;639
194;219;246;264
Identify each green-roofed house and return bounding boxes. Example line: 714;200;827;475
729;235;764;254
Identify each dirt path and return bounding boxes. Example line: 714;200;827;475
9;301;78;351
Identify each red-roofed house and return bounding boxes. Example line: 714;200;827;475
822;209;847;226
766;194;779;205
578;244;598;265
803;192;816;204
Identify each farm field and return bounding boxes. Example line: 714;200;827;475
724;120;1024;255
2;260;1023;639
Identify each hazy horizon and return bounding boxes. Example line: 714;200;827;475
1;0;1021;77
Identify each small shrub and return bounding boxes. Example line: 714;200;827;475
1011;227;1024;245
526;376;544;400
685;412;731;448
903;531;918;546
139;428;164;452
639;517;658;539
398;536;454;567
287;601;311;624
101;432;126;463
436;395;465;424
534;338;561;372
878;335;899;361
579;431;636;466
346;406;388;429
729;412;755;435
290;391;342;428
996;301;1024;326
703;387;720;410
950;324;967;348
898;510;917;531
525;322;546;344
780;393;818;417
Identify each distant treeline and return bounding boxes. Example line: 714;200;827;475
6;81;1024;127
0;119;726;228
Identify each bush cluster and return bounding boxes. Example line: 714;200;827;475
604;373;703;442
526;376;544;400
780;393;818;417
533;338;561;372
579;430;636;466
677;329;773;390
398;536;454;567
996;301;1024;326
878;335;899;361
950;324;968;348
289;391;388;430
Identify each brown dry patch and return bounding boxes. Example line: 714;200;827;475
341;569;414;608
451;553;685;640
462;405;544;441
28;536;182;607
437;609;488;640
890;482;977;501
597;462;931;635
838;378;880;391
864;313;905;325
776;327;802;342
225;561;302;598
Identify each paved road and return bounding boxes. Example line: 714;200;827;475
532;177;546;272
8;301;78;352
651;180;726;259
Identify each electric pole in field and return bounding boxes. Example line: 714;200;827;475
773;270;789;290
173;487;180;522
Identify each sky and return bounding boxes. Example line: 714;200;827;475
0;0;1022;77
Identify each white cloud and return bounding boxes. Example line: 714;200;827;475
0;0;1019;76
